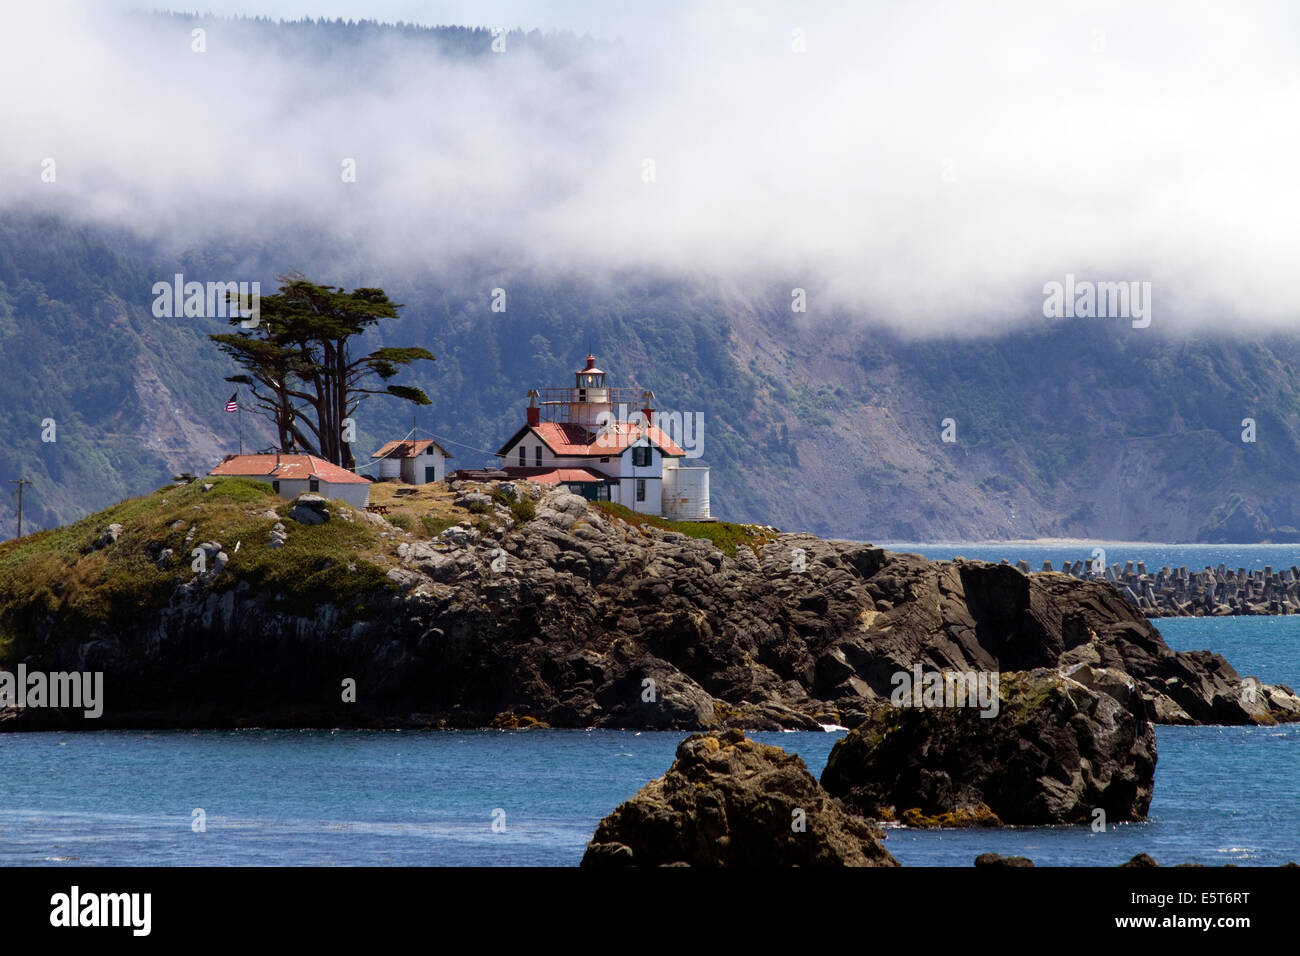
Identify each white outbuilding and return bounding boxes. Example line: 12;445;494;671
370;438;452;485
208;453;372;508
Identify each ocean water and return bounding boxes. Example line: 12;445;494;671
0;718;1296;867
0;549;1296;867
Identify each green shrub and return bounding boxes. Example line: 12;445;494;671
594;501;775;557
509;496;535;524
421;515;458;537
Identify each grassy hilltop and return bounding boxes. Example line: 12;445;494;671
0;477;770;659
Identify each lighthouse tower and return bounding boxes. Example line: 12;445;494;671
568;354;612;428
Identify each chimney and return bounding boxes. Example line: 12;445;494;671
526;389;540;427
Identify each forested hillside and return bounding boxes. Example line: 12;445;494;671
2;212;1300;542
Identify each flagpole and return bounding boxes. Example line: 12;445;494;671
238;390;243;455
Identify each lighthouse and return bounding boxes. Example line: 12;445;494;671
568;354;611;428
494;353;710;518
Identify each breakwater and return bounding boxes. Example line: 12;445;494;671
1008;558;1300;617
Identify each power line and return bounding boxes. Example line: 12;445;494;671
352;427;416;471
418;430;506;460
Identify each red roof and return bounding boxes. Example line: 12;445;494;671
502;467;613;485
497;421;685;458
209;454;370;485
371;438;451;460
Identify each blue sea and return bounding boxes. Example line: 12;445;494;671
1;544;1297;867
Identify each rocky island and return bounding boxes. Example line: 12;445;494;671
1;476;1297;731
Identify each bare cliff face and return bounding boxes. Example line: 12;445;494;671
1;478;1297;731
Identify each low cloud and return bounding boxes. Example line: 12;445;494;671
3;0;1298;334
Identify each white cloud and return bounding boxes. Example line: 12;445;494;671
3;0;1298;334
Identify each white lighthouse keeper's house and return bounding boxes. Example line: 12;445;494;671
495;354;710;519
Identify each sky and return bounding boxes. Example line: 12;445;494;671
3;0;1298;334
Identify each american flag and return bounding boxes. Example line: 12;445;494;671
224;392;238;413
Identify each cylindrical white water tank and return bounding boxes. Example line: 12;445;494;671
379;458;401;480
662;466;710;520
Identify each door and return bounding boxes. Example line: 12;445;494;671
425;465;437;483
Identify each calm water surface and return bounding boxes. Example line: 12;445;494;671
1;546;1296;867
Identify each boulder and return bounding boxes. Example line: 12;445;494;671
598;661;717;730
437;525;480;548
93;523;124;549
289;494;329;525
194;541;223;563
820;668;1156;826
581;730;897;867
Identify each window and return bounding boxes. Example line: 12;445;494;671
518;447;525;467
272;480;280;493
309;478;319;492
632;445;651;468
600;457;609;463
636;478;646;502
535;446;542;467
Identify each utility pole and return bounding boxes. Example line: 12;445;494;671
10;477;32;539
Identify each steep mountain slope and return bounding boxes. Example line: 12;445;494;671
2;214;1299;541
723;290;1300;541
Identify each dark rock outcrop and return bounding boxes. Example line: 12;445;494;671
820;668;1156;826
581;729;897;867
3;481;1296;729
